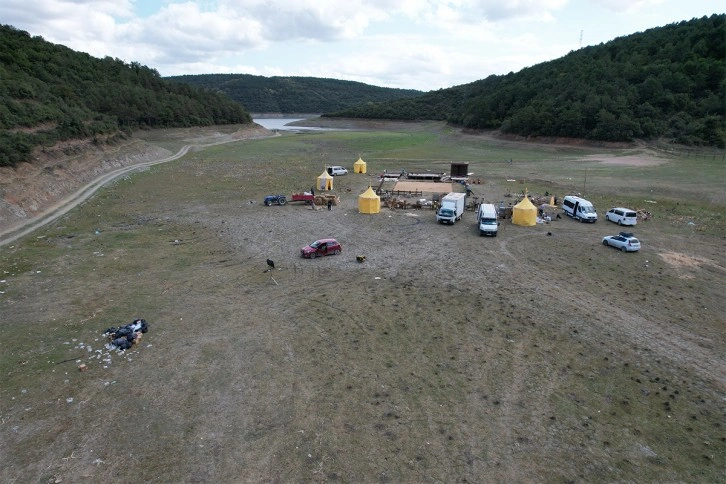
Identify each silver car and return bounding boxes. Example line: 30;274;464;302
602;232;641;252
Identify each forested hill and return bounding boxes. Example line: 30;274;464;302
0;25;252;168
166;74;423;113
326;15;725;147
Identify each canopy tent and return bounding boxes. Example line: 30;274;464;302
317;170;333;191
358;186;380;214
353;157;367;174
512;195;537;226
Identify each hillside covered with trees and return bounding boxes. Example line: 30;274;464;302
0;25;252;167
326;15;725;147
166;74;423;114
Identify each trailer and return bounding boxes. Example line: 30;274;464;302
291;192;315;204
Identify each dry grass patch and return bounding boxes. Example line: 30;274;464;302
1;121;724;483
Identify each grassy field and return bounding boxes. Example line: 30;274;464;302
1;121;724;482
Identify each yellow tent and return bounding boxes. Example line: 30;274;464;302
353;157;367;174
512;195;537;226
317;170;333;191
358;186;380;214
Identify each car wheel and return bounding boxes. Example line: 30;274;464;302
332;249;340;255
309;252;316;259
264;201;271;206
617;220;622;226
602;240;609;246
620;246;627;252
278;197;286;205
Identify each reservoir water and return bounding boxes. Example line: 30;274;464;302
252;117;342;132
253;118;307;130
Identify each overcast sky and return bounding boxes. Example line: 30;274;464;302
1;0;720;92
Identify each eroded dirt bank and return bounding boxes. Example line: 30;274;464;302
0;124;272;237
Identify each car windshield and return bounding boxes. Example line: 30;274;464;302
310;241;321;248
629;238;640;244
440;209;453;216
481;219;496;225
580;206;595;213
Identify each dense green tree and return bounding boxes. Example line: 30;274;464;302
0;25;252;167
166;74;422;113
327;15;725;147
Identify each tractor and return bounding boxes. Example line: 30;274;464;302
263;194;287;206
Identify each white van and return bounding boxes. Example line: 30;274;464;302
605;207;637;226
562;195;597;222
477;203;498;236
327;166;348;176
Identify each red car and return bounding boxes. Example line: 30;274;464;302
300;238;342;258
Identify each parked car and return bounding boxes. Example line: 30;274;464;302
264;194;287;206
301;238;342;258
602;232;641;252
605;207;637;226
327;166;348;176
